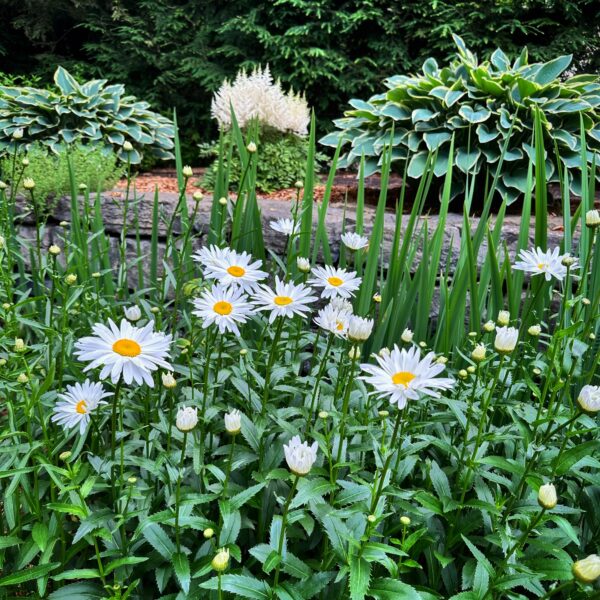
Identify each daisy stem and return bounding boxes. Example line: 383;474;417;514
218;573;223;600
222;435;236;498
273;474;299;588
306;334;334;432
175;430;187;554
110;380;123;503
333;351;358;475
262;317;285;416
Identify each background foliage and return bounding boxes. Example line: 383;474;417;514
0;0;598;160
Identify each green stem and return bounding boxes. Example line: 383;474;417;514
175;431;188;553
273;475;299;588
262;317;285;415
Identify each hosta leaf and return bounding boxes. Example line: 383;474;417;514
458;105;491;124
54;66;80;95
533;54;572;85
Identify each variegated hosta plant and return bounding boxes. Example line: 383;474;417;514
0;67;175;164
321;35;600;203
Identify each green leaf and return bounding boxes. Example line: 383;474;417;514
290;478;335;509
458;106;491;124
554;440;599;475
349;556;371;600
54;66;79;95
200;574;272;599
0;562;60;586
142;523;176;560
104;556;148;575
52;569;101;582
48;582;105;599
533;55;572;85
172;551;190;594
229;482;266;510
368;578;423;599
0;535;22;549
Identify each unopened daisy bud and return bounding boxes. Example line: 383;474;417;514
59;221;68;227
127;476;137;484
124;305;142;322
586;209;600;228
401;328;413;343
294;180;303;189
590;333;596;340
497;310;510;326
537;483;557;509
318;411;329;419
419;341;427;348
17;373;29;383
467;365;475;374
0;359;6;366
203;527;214;539
219;196;228;206
150;306;159;314
193;190;203;202
458;369;468;379
59;451;72;461
65;274;77;285
123;141;133;152
182;165;193;178
436;356;448;365
161;372;177;389
528;324;541;336
471;344;486;363
348;316;373;343
92;272;101;278
12;128;23;140
372;292;382;303
573;554;600;584
561;255;576;267
78;183;87;191
582;297;591;306
224;409;242;435
0;181;6;189
0;236;4;250
23;177;35;190
494;326;518;354
378;410;389;418
211;548;230;572
2;303;10;310
577;385;600;413
239;348;248;356
378;347;390;357
283;435;318;476
367;514;377;523
483;320;495;332
14;338;26;353
468;331;477;338
246;141;257;153
48;244;61;256
533;367;541;375
297;257;310;272
22;158;29;166
176;406;198;432
400;516;411;526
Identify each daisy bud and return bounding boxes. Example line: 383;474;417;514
533;368;541;375
176;406;198;432
348;346;361;360
436;356;448;365
2;303;10;310
65;274;77;285
294;180;303;189
528;324;541;336
23;177;35;190
296;257;310;273
537;483;557;509
203;527;214;539
573;555;600;584
59;221;68;227
400;516;411;526
467;365;475;374
123;141;133;152
17;373;29;383
468;331;477;338
0;181;6;189
590;333;596;340
586;209;600;228
239;348;248;356
372;292;382;303
561;255;576;267
348;316;373;343
378;410;389;418
124;305;142;322
471;344;486;363
193;190;203;202
367;514;377;523
0;359;6;366
182;165;193;178
12;128;23;140
419;341;427;348
483;320;495;332
401;328;413;343
92;272;101;278
59;451;72;461
150;306;159;313
497;310;510;326
219;196;228;206
0;236;4;250
14;338;26;353
79;183;87;191
318;411;329;419
494;326;518;354
49;244;61;256
283;435;318;476
582;297;591;306
246;141;257;153
211;548;230;572
458;369;468;379
161;372;177;389
577;385;600;413
224;409;242;435
378;347;390;357
22;158;29;167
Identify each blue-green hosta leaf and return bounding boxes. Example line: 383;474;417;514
476;123;499;143
533;54;572;85
407;152;429;178
458;105;491;124
54;66;80;95
424;131;452;151
411;108;438;123
456;147;481;173
490;48;510;71
379;103;411;121
445;89;466;107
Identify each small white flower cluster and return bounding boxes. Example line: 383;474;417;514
211;65;309;136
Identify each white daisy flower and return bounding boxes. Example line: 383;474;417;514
283;435;318;476
308;265;362;299
577;385;600;413
201;248;267;292
270;218;299;236
313;301;353;337
51;379;112;434
124;305;142;322
341;231;369;251
176;406;198;432
514;247;573;282
193;245;233;269
360;345;454;408
224;409;242;434
494;326;519;354
252;277;318;323
347;316;374;343
297;257;311;272
75;320;173;387
192;284;253;335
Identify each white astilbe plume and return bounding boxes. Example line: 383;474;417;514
211;65;310;136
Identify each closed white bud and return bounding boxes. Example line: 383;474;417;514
483;320;495;332
561;255;576;267
203;527;214;539
400;516;411;526
219;196;228;206
283;435;318;476
12;128;23;140
537;483;557;509
246;141;257;153
528;324;541;336
572;554;600;584
49;245;61;256
586;209;600;228
124;305;142;322
0;181;7;189
348;316;373;343
123;141;133;152
372;292;382;303
224;409;242;435
348;346;361;360
161;372;177;389
577;385;600;413
497;310;510;326
23;177;35;190
182;165;193;178
14;338;26;353
458;369;468;379
17;373;29;383
436;356;448;364
471;344;486;362
193;191;203;202
65;274;77;285
494;326;518;354
176;406;198;432
211;548;230;572
79;183;87;191
401;328;413;343
467;365;475;373
294;180;303;189
21;158;29;166
296;257;310;272
318;411;329;419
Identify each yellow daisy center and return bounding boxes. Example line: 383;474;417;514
336;321;344;331
227;265;246;278
392;371;416;388
75;400;87;414
537;262;547;270
274;296;293;306
328;276;343;287
214;301;233;315
112;338;142;357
